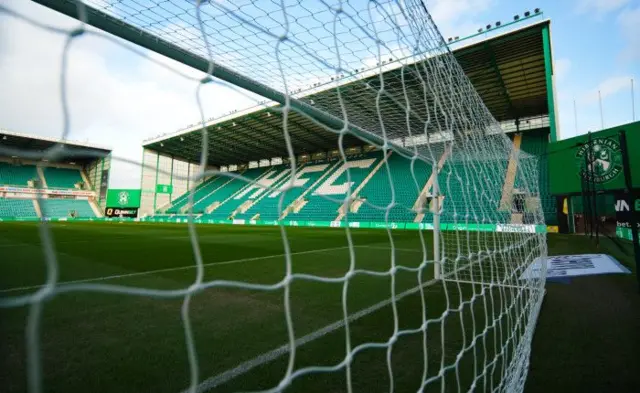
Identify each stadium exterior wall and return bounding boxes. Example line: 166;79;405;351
139;148;216;216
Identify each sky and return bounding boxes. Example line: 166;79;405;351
0;0;638;188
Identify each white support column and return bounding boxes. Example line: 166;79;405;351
32;199;42;219
432;162;441;280
36;166;48;188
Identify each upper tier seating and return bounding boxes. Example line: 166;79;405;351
43;167;84;188
0;162;38;186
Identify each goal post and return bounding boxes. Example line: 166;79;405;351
9;1;547;392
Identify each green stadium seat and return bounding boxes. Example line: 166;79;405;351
515;130;557;224
0;198;37;218
292;153;382;222
165;176;227;214
43;167;84;189
351;151;435;223
206;166;287;220
0;162;38;186
236;162;333;221
40;199;95;218
193;167;267;214
151;132;556;227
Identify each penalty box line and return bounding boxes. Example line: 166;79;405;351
186;274;437;393
0;245;422;294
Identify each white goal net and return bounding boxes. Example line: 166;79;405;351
0;1;547;392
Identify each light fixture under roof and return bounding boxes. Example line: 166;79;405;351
180;137;184;141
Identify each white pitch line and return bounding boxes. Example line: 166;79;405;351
0;246;352;294
186;275;436;393
359;245;425;254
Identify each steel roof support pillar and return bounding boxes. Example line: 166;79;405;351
542;24;559;142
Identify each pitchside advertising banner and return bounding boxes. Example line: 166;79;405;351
615;191;640;240
105;207;139;218
105;189;141;217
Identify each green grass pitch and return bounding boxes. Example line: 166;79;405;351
0;222;625;393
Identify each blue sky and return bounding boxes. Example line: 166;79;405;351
438;0;639;139
0;0;638;187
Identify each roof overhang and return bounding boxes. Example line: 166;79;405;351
0;129;112;163
144;19;551;166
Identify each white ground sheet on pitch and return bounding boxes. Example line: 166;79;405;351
520;254;630;280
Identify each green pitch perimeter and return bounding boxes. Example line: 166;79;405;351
0;223;635;393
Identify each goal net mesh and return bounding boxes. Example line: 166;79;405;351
0;1;547;392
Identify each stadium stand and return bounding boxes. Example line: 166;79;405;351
435;154;510;224
40;199;95;218
165;175;228;214
0;162;38;186
42;167;84;189
159;130;556;226
197;167;268;215
350;150;440;223
0;198;37;218
236;162;334;221
206;165;288;220
287;153;382;222
516;130;557;224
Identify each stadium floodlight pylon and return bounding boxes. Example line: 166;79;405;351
15;1;546;392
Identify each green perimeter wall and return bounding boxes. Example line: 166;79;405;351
549;121;640;195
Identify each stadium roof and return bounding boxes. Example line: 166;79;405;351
34;0;552;167
142;19;552;167
0;129;111;164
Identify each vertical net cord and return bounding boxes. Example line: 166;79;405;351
330;3;356;393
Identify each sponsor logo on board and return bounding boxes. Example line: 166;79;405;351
576;137;622;184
